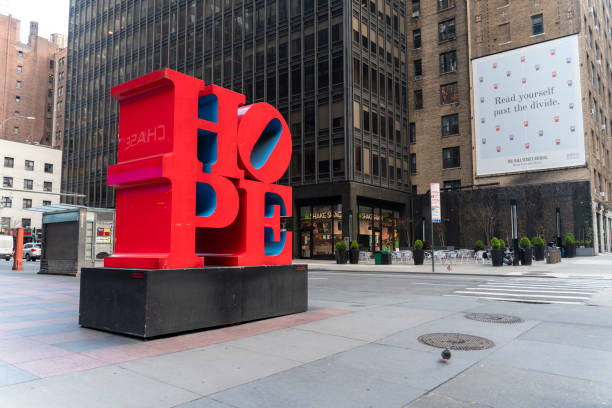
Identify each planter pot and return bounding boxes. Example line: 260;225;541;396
491;248;504;267
413;249;424;265
520;248;533;265
349;249;360;264
335;250;348;264
375;252;392;265
534;245;545;261
564;243;576;258
576;247;595;256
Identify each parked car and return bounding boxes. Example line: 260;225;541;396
23;243;42;261
0;235;13;261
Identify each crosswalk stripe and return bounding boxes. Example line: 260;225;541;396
453;291;590;300
463;287;597;295
443;295;583;305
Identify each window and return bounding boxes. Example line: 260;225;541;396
412;0;420;15
439;50;457;73
15;96;21;103
440;82;458;104
17;65;22;73
441;114;459;137
44;163;53;173
438;19;456;42
444;180;461;190
414;90;423;110
410;153;417;173
43;182;52;192
2;177;12;187
1;197;12;208
17;50;23;58
414;59;422;77
4;157;14;168
438;0;455;10
22;218;31;228
16;80;22;88
531;14;543;35
410;122;416;143
25;160;34;171
23;199;32;209
443;146;461;168
13;126;19;135
24;179;33;190
413;29;421;48
41;200;51;207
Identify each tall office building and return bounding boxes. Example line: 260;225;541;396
63;0;411;258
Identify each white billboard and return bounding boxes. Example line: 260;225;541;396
473;35;585;176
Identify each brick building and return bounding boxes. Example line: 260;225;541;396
0;15;65;146
408;0;472;194
410;0;611;254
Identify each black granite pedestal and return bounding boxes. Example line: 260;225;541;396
79;264;308;338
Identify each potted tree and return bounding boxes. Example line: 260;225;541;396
349;240;359;264
520;237;532;265
413;240;424;265
490;237;504;267
532;236;545;261
475;240;484;251
564;233;576;258
335;240;348;264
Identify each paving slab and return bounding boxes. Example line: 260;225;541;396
435;362;612;408
295;306;452;342
518;321;612;351
176;398;236;408
119;343;302;396
484;339;612;384
0;361;38;387
227;327;366;363
208;349;426;408
0;365;198;408
404;392;494;408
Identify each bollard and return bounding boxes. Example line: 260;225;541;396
12;228;23;271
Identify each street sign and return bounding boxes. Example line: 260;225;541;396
431;183;441;223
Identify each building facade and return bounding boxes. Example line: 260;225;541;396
407;0;472;194
467;0;611;253
0;15;65;146
0;139;62;234
51;48;67;148
63;0;412;258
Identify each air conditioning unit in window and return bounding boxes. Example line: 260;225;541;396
591;108;596;115
589;7;594;14
595;24;600;31
597;59;602;64
601;124;606;130
412;10;420;18
600;191;606;197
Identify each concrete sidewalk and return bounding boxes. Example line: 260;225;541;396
0;264;611;407
297;255;612;279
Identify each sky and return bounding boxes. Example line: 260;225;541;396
0;0;70;42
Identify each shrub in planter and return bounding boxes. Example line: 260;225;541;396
532;236;545;261
349;240;359;264
490;237;504;267
413;240;424;265
335;240;348;264
564;233;576;258
475;240;484;251
499;239;506;249
519;237;532;265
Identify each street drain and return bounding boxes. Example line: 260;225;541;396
464;313;523;324
417;333;495;351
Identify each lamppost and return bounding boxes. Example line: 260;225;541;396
0;114;36;132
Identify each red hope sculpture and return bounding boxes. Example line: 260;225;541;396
103;69;292;269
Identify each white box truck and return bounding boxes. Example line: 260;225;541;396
0;235;13;261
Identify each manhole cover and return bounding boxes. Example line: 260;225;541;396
417;333;495;350
464;313;523;324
